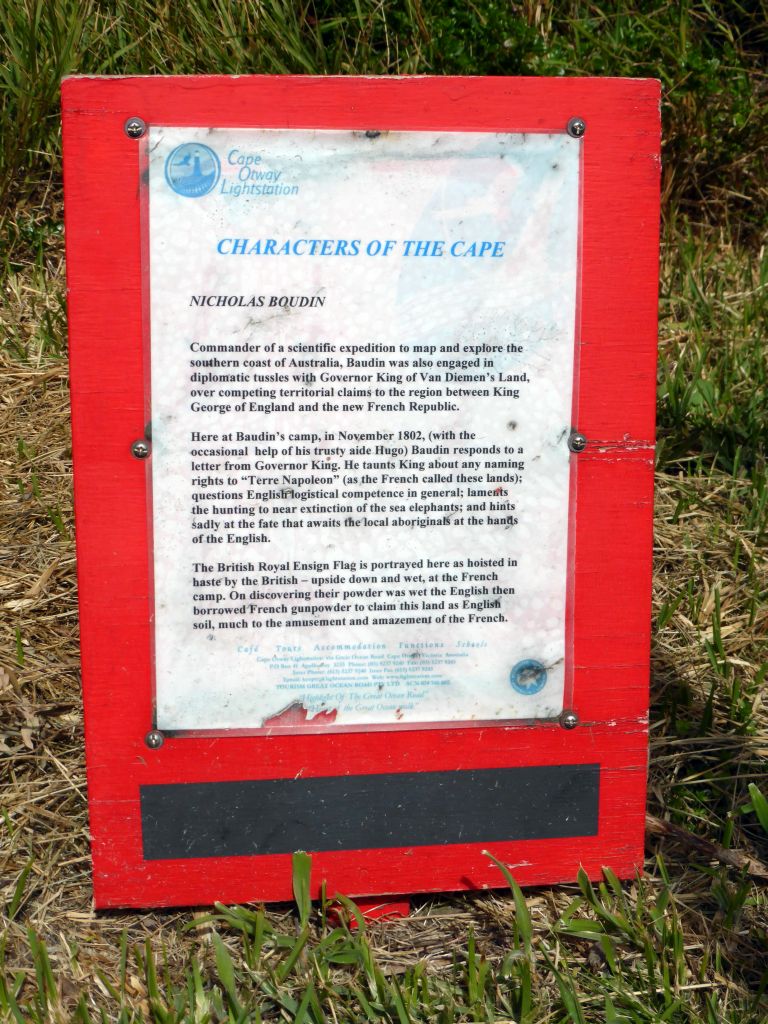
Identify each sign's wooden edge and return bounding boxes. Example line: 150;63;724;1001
61;76;660;908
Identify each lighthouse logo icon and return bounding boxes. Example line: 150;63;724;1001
164;143;220;198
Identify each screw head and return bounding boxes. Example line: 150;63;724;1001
131;439;151;459
124;116;147;139
560;710;579;730
145;729;164;749
568;431;588;453
566;117;586;139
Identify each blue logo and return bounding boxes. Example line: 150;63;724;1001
165;143;220;198
510;659;547;695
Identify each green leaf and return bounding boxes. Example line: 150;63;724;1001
275;927;310;983
6;858;33;920
747;783;768;834
292;850;313;928
483;850;533;956
212;932;242;1016
334;893;367;933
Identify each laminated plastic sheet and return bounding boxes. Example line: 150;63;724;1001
146;127;580;733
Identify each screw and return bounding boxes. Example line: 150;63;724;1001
568;431;588;453
131;439;151;459
560;710;579;730
145;730;164;749
124;116;147;139
566;117;586;138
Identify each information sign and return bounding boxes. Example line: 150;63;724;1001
62;76;660;908
149;127;578;732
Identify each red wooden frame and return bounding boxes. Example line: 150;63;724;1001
62;76;660;909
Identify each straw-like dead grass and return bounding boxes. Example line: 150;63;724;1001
1;217;766;1019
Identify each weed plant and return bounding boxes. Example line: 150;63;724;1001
1;1;767;1021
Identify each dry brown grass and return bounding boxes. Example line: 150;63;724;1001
1;204;767;1019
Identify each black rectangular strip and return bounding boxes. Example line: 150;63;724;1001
140;764;599;861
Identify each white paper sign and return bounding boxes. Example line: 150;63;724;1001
147;127;579;732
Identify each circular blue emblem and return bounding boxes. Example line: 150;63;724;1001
164;143;220;198
510;659;547;695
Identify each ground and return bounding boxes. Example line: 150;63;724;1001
1;2;767;1021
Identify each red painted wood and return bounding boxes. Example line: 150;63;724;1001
61;76;660;909
328;896;411;927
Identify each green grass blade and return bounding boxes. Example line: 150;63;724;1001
293;850;313;928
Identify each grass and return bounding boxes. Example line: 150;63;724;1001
1;1;767;1021
1;853;765;1022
